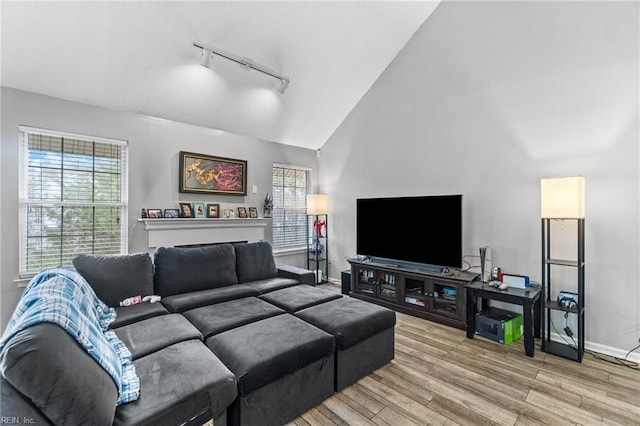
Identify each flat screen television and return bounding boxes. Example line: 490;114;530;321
356;195;462;270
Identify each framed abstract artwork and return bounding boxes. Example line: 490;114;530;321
179;151;247;195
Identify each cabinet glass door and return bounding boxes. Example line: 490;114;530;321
377;271;397;302
431;281;459;318
404;278;427;307
353;268;376;296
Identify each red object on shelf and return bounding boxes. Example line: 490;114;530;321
313;219;326;237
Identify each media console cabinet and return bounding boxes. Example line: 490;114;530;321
347;259;477;329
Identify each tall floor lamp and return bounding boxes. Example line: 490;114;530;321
541;176;585;362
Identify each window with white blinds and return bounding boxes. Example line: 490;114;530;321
271;164;311;249
19;127;128;276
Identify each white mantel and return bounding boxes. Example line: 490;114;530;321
138;218;268;248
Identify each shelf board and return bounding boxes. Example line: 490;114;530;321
543;340;583;362
544;300;584;314
545;258;584;267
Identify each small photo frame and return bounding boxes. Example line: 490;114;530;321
248;207;258;218
164;209;179;219
147;209;163;219
193;201;206;219
179;202;194;218
237;207;248;218
206;203;220;218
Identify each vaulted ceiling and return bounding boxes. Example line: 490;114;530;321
1;1;440;149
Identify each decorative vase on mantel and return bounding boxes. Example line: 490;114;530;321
263;193;273;218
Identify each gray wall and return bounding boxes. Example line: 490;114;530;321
0;87;317;329
319;1;639;356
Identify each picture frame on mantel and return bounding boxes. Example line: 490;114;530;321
193;201;206;219
206;203;220;218
179;202;194;218
179;151;247;195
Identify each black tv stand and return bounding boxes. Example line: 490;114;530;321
348;258;477;330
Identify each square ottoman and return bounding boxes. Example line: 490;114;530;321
258;284;342;313
206;314;335;426
295;296;396;391
183;297;285;340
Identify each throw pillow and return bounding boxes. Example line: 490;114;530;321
73;253;154;307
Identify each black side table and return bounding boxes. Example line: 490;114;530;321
466;281;541;357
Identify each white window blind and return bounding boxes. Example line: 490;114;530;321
271;164;311;249
19;127;128;275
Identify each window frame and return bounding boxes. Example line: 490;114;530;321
18;126;129;277
271;163;311;251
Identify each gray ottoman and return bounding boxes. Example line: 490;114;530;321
206;314;335;426
259;284;342;313
183;297;285;340
296;296;396;390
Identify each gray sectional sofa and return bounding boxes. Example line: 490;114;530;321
0;241;396;426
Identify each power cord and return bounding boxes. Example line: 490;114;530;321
550;315;639;370
588;341;640;370
461;254;492;273
550;315;578;351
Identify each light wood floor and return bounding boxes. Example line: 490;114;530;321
286;283;640;426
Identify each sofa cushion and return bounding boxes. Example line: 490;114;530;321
259;284;343;313
206;314;334;396
183;297;285;339
111;302;169;328
295;296;397;350
72;252;154;307
160;285;260;313
234;241;278;283
1;323;118;425
244;277;301;294
114;314;202;360
113;340;237;426
153;245;239;297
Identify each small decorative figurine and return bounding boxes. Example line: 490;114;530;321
313;219;326;237
263;193;273;218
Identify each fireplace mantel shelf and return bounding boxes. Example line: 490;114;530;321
137;218;269;248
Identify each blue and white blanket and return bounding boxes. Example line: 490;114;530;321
0;268;140;405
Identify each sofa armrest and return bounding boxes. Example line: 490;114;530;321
277;264;315;285
1;377;53;425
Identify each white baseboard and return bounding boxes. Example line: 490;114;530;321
586;340;640;364
547;332;639;364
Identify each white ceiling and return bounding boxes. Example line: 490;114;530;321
1;1;440;150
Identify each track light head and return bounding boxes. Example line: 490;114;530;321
200;49;211;67
278;78;290;94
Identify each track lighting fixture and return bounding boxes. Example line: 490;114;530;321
194;41;290;94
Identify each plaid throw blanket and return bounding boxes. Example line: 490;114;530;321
0;268;140;405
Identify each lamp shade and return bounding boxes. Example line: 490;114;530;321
541;176;585;218
307;194;328;215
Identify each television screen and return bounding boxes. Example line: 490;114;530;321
356;195;462;269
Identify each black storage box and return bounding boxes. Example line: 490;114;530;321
341;269;351;294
